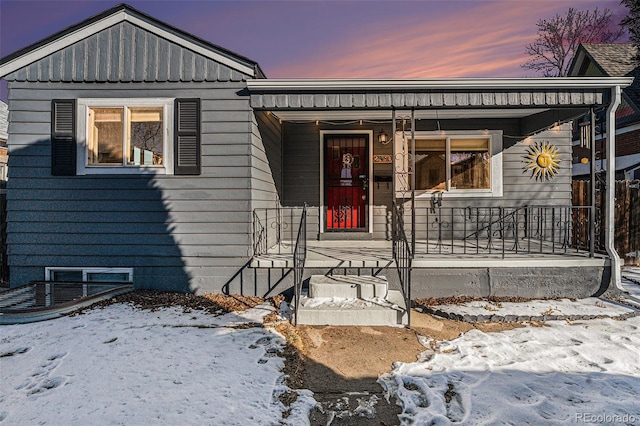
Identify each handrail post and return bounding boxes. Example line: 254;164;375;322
589;108;596;257
391;108;397;258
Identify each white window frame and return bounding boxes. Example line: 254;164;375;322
45;267;134;282
76;98;174;175
395;130;503;198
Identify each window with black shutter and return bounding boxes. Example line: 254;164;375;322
51;99;77;176
71;97;199;175
174;99;201;175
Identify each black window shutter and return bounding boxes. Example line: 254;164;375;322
174;98;201;175
51;99;77;176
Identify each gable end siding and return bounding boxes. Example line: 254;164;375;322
4;22;249;83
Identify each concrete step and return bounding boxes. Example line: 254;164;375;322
309;275;388;299
293;288;408;326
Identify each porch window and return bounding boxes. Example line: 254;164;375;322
396;130;502;197
450;138;490;190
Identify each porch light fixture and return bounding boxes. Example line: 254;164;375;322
377;129;390;145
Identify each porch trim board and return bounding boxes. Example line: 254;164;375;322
411;257;608;268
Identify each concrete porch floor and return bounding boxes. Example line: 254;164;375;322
251;240;394;269
250;239;608;269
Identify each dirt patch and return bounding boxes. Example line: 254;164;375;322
415;295;564;307
410;310;522;339
297;325;424;425
75;290;267;315
300;325;424;384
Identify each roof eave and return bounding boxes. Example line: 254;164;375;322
246;77;634;92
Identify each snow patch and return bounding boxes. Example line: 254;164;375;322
380;316;640;424
0;303;315;425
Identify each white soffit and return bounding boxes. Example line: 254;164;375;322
272;108;550;121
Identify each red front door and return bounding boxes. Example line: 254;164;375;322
325;135;368;231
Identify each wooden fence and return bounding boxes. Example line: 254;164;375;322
573;180;640;265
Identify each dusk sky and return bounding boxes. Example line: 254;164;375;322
0;0;630;102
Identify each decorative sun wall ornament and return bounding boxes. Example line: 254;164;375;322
523;141;561;180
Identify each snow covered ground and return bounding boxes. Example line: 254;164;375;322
622;267;640;300
0;303;315;425
2;276;640;425
381;307;640;423
430;297;634;320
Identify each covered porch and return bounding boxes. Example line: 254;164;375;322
247;77;632;313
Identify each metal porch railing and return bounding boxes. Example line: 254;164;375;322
416;205;595;257
252;206;306;256
393;205;412;328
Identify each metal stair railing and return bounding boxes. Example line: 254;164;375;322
392;205;413;328
293;204;308;326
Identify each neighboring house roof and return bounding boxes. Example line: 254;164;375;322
0;3;265;79
569;43;640;125
576;43;637;77
0;100;7;144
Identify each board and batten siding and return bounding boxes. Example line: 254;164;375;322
281;120;572;239
5;81;274;294
3;21;250;84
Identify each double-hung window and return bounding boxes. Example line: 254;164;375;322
395;130;503;197
77;98;173;174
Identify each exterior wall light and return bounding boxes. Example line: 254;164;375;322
378;129;390;145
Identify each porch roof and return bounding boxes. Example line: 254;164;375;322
247;77;633;112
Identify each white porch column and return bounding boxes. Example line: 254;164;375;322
605;85;623;292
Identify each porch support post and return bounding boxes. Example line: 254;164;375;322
589;108;596;257
411;108;416;255
392;108;396;256
605;85;623;292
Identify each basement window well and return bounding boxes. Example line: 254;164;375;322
45;267;133;282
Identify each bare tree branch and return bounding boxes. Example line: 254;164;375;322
522;7;624;76
621;0;640;64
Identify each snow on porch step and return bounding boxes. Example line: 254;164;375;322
294;275;407;326
309;275;388;299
